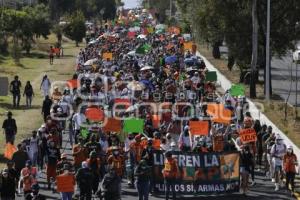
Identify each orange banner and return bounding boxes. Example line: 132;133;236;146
56;175;75;192
206;104;232;124
183;42;193;51
103;118;122;133
4;143;17;160
189;121;209;136
103;52;113;60
239;128;257;143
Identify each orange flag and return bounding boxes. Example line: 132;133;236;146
103;118;122;133
85;107;105;122
4;143;17;160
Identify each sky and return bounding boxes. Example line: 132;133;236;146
122;0;140;9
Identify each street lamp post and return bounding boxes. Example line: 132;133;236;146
265;0;271;101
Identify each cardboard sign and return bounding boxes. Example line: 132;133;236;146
205;71;217;82
230;84;245;97
123;118;144;133
103;118;122;133
189;121;209;136
85;107;105;122
239;128;257;143
184;42;193;51
56;175;75;192
103;52;113;60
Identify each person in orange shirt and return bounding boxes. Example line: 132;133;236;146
162;151;178;200
283;145;298;194
72;137;87;171
56;164;75;200
153;132;161;150
107;146;125;177
20;160;38;196
130;135;144;165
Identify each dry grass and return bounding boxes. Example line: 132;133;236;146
0;34;81;168
197;43;300;147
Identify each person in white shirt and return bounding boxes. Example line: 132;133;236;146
28;131;39;166
72;111;86;143
191;72;200;85
178;126;192;151
270;135;287;191
40;75;51;97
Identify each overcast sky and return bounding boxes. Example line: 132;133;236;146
123;0;140;9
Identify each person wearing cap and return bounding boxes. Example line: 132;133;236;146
10;75;22;108
72;137;88;171
162;151;178;200
56;153;73;175
107;146;125;177
270;134;287;191
0;168;16;200
2;111;17;145
75;161;93;199
134;159;151;200
24;183;45;200
20;160;38;196
283;145;298;195
56;164;76;200
84;134;102;156
86;150;101;195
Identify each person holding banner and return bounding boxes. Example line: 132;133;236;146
56;164;75;200
162;151;178;200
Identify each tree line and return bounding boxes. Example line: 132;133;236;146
0;0;119;62
146;0;300;97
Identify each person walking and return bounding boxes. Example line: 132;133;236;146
41;95;52;122
0;168;16;200
162;151;178;200
134;159;151;200
12;144;29;180
2;111;17;145
283;145;298;196
49;46;55;65
240;145;253;195
23;81;34;108
40;75;51;97
20;160;38;196
101;167;121;200
75;161;93;200
10;75;21;108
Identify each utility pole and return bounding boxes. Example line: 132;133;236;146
250;0;258;98
265;0;271;101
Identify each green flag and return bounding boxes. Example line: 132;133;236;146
123;118;144;133
136;44;151;54
230;84;245;97
80;126;89;139
205;71;217;82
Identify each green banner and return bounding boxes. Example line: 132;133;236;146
123;118;144;133
230;84;245;97
205;71;217;82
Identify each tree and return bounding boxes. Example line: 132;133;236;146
250;0;258;98
176;0;300;98
64;11;86;46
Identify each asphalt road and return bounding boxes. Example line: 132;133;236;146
271;43;300;106
23;132;296;200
